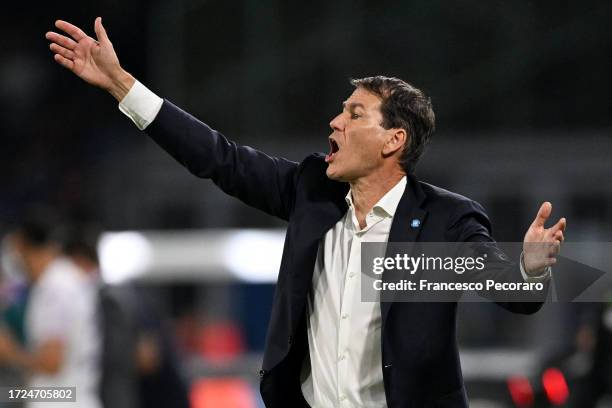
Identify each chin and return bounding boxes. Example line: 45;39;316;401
326;167;349;182
325;170;336;180
326;165;341;180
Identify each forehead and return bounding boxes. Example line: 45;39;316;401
343;87;383;111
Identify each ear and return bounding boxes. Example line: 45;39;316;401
382;128;407;156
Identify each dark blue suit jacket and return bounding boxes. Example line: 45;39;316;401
144;100;544;408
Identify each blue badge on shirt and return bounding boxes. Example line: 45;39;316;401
410;219;421;228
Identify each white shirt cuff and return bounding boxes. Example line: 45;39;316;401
520;251;551;283
118;80;163;130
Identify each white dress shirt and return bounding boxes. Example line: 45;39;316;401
300;177;407;407
118;81;550;408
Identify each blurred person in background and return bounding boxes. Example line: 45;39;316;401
129;290;190;408
0;241;29;347
46;18;567;407
0;207;102;408
63;222;189;408
587;302;612;406
0;237;30;408
568;302;612;407
62;222;138;408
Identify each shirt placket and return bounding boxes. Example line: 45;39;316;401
336;210;384;406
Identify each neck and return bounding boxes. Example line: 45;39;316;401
349;169;405;226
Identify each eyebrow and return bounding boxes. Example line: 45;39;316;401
342;101;365;110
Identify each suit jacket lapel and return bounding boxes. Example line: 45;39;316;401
381;175;428;323
290;180;349;318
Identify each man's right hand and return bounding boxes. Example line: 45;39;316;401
46;17;135;101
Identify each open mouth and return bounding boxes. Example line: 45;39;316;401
326;138;340;163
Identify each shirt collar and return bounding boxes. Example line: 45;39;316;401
344;176;407;217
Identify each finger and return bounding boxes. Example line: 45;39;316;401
548;240;561;256
54;53;74;71
50;43;75;60
554;230;565;243
55;20;88;42
533;257;557;270
553;217;567;232
94;17;110;44
45;31;77;50
532;201;552;228
545;258;557;267
547;217;567;236
544;218;566;242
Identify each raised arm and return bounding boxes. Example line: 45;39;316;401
46;18;299;220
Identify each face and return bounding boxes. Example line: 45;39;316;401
326;87;400;181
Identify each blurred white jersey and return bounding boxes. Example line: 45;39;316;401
25;257;101;408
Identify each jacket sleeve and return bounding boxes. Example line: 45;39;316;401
144;100;299;221
447;200;548;315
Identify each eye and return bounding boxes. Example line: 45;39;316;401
350;113;361;119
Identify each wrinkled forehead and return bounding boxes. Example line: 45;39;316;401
343;87;383;112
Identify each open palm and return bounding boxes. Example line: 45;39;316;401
45;18;122;91
523;201;566;275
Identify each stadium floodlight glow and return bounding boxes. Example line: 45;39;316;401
222;230;284;283
98;231;153;284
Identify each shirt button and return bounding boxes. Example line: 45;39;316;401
340;395;347;401
342;313;349;319
338;354;345;361
349;272;355;278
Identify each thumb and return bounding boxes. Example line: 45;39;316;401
532;201;552;228
94;17;110;44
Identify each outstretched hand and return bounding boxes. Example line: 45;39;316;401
523;202;566;276
46;18;134;100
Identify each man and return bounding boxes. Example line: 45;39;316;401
62;223;139;408
0;209;101;408
63;223;190;408
45;18;566;407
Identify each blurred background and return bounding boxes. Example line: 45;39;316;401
1;0;611;407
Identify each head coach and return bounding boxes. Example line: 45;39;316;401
46;18;567;407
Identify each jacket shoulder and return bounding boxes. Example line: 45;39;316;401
293;153;349;203
419;181;486;214
298;153;326;170
296;153;330;183
417;180;492;240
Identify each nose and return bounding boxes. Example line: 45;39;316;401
329;113;345;132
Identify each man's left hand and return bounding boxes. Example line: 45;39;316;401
523;201;566;276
